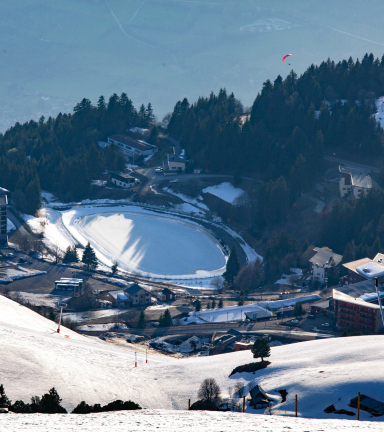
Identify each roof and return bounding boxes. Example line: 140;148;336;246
110;171;136;181
356;261;384;279
309;247;343;268
125;283;148;296
373;253;384;264
109;291;130;302
250;384;269;401
244;308;272;320
184;288;203;297
167;154;186;164
109;134;157;151
333;289;380;309
0;187;10;195
226;328;242;337
342;257;373;274
337;279;384;301
339;166;372;189
311;300;330;309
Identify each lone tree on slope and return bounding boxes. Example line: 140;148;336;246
159;309;173;327
251;339;271;363
198;378;221;403
223;246;240;284
82;242;98;271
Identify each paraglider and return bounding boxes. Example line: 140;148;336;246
282;54;292;64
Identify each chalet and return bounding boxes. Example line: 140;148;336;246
235;341;253;351
249;385;271;409
343;253;384;285
110;171;138;189
339;166;372;199
0;190;8;246
158;287;176;302
108;134;158;159
166;154;186;173
309;247;343;286
124;283;151;306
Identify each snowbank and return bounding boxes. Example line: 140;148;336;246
7;218;16;232
188;303;271;323
202;182;246;204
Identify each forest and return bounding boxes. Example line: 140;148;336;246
1;53;384;272
0;94;155;213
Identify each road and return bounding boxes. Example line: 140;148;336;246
79;319;335;341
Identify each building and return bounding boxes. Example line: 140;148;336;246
124;283;151;306
108;134;158;159
184;288;203;297
309;247;343;286
0;188;9;246
165;154;186;173
339;166;372;199
343;254;384;285
110;171;138;189
244;308;272;321
249;385;271;409
109;291;131;308
333;289;384;333
310;299;330;315
235;341;253;351
158;288;176;302
55;278;83;292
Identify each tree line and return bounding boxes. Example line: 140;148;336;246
0;93;155;214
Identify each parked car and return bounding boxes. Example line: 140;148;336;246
18;257;26;263
7;253;14;258
155;167;163;173
321;323;330;327
290;319;299;324
308;314;315;319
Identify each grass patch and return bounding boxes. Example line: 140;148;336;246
229;360;270;377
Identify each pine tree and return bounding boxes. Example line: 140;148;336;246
111;261;118;275
218;298;223;308
137;311;146;329
251;339;271;363
63;246;73;263
159;309;173;327
39;388;67;414
82;242;98;271
0;384;11;408
195;300;201;312
293;303;304;317
211;300;216;309
223;247;240;284
206;302;211;310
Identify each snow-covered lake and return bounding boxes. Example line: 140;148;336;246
72;212;226;278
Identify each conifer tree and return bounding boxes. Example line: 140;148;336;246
251;339;270;363
159;309;173;327
211;299;216;309
223;247;240;284
82;242;98;271
0;384;11;408
195;300;201;312
218;298;223;308
137;311;146;329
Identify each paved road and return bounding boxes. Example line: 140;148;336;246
79;320;335;341
324;155;381;174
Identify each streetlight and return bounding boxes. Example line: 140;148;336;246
57;301;67;333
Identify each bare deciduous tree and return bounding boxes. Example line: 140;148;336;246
198;378;221;403
210;276;224;290
51;243;62;264
234;381;245;398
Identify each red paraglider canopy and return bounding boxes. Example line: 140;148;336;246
282;54;293;62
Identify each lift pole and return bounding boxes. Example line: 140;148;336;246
375;278;384;327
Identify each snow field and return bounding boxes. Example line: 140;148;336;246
0;410;381;432
7;218;16;233
2;294;384;422
202;182;246;204
64;209;226;278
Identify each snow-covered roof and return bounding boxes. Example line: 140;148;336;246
109;134;157;151
310;247;342;268
333;289;380;309
342;257;374;274
356;261;384;279
339;166;372;189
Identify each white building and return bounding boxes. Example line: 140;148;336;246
339;166;372;199
309;247;343;286
108;134;158;159
110;172;138;189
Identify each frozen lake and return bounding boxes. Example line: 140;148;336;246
74;212;226;278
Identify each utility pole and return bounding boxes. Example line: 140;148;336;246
295;394;298;417
146;349;148;364
57;302;66;333
357;392;360;421
135;352;137;368
242;396;245;413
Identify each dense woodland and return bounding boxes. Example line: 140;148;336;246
0;94;155;213
2;53;384;279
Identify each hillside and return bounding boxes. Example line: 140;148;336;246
1;294;384;422
2;1;384;130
